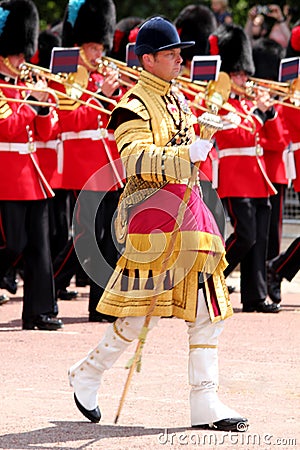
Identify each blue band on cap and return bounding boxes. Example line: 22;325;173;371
0;7;9;36
67;0;85;27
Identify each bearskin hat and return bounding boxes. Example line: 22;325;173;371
0;0;39;59
174;4;217;62
252;37;284;81
208;23;255;75
62;0;116;51
109;16;144;62
286;21;300;57
31;30;61;69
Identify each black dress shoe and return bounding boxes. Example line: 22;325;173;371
57;289;78;300
243;300;280;313
0;293;10;305
192;417;248;432
0;275;18;294
89;312;116;323
74;394;101;423
266;261;282;303
23;314;64;330
256;300;281;313
227;285;236;294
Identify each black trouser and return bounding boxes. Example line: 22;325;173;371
223;197;271;306
0;199;57;320
267;183;286;261
53;190;121;313
271;237;300;282
48;189;71;261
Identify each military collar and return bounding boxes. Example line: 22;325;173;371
139;70;171;96
0;72;17;84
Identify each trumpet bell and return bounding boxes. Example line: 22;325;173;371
206;72;231;113
65;65;89;100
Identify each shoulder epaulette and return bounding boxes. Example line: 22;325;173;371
0;89;12;118
115;95;150;121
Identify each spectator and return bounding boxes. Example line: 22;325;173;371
210;0;233;26
245;4;291;48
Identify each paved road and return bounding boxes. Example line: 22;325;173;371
0;273;299;450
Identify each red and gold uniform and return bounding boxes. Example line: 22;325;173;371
97;70;231;323
68;16;247;431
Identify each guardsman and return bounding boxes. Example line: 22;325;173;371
0;0;63;330
268;24;300;303
31;29;79;301
51;0;125;322
252;37;288;265
208;23;281;313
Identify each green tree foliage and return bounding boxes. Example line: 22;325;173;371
34;0;294;31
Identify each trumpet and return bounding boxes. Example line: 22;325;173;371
0;82;59;108
232;76;300;110
101;56;141;79
20;62;118;108
175;74;256;133
97;57;138;88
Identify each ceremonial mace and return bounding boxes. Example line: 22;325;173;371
114;72;231;424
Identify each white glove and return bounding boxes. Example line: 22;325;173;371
189;139;213;163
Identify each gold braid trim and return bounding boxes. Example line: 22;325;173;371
0;89;12;118
97;265;233;323
113;321;133;343
119;230;227;270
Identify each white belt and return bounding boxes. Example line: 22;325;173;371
36;139;61;150
35;139;64;174
0;142;36;154
290;142;300;152
61;129;115;141
283;144;297;186
218;146;263;158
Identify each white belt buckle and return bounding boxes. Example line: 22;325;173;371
256;145;263;156
97;128;108;140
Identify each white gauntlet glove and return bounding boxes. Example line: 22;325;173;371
189;139;213;163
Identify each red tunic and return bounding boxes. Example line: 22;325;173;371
277;102;300;192
259;105;288;185
50;72;125;192
0;81;54;200
214;97;275;198
36;110;62;189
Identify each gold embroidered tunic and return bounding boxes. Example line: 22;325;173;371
97;70;232;323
